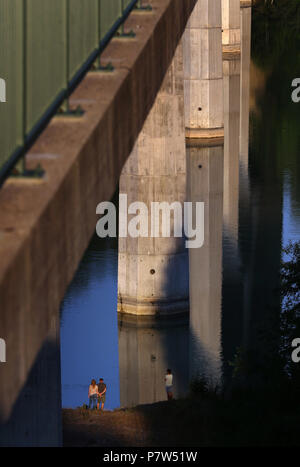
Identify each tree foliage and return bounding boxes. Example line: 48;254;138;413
280;242;300;378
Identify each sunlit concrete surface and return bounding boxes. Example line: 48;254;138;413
118;42;189;316
239;3;252;168
183;0;224;139
222;0;241;46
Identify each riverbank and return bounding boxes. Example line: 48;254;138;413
63;393;300;447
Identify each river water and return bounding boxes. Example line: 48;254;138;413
60;6;300;409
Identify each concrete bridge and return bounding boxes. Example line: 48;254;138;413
0;0;252;445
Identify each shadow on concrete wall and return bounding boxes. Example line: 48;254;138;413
0;334;62;447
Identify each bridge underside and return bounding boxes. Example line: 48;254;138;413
0;0;197;444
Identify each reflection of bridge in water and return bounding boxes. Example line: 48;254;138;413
0;0;282;447
118;0;252;401
118;0;284;410
118;314;189;407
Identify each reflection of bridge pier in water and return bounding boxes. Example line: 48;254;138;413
184;0;224;387
187;142;224;387
118;314;189;407
220;0;245;374
221;55;244;375
239;3;252;349
223;58;240;242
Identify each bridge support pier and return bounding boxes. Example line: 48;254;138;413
183;0;224;141
223;58;240;240
222;0;241;49
240;2;252;169
118;41;189;316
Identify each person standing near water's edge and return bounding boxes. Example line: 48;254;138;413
165;369;173;400
97;378;107;410
88;379;98;409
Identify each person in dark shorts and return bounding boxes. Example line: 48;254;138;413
97;378;107;411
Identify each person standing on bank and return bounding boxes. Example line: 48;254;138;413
165;369;173;400
88;379;98;409
97;378;107;411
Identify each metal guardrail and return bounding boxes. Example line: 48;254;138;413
0;0;149;187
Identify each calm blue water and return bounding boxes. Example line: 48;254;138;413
283;171;300;249
60;236;119;410
60;159;300;410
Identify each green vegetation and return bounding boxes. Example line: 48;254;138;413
252;0;300;71
250;0;300;218
229;242;300;387
187;241;300;445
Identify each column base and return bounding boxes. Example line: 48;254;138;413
222;44;241;60
185;126;224;143
117;296;189;317
241;0;252;8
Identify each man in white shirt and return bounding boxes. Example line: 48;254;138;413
164;369;173;400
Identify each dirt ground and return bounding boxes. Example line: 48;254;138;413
63;400;198;447
63;393;300;447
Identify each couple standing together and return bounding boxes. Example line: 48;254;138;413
89;370;173;410
88;378;107;410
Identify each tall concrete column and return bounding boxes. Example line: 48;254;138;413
222;0;241;48
118;42;189;316
187;143;224;388
183;0;224;140
118;315;189;407
240;3;252;169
